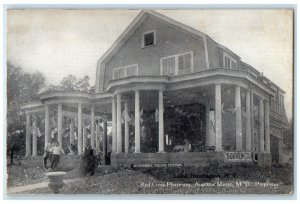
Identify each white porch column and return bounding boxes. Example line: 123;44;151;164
90;105;95;148
235;86;242;150
215;84;222;151
70;119;75;145
134;90;141;153
259;98;265;152
250;92;255;153
112;96;117;153
32;118;37;157
82;121;86;149
95;122;100;152
158;90;164;152
57;104;63;147
205;105;210;146
103;121;108;165
265;100;271;153
245;91;252;151
124;101;129;153
44;105;50;146
25;113;31;157
78;103;83;155
116;94;122;153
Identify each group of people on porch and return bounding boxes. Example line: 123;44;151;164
173;139;192;152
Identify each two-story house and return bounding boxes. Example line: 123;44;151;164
21;10;288;167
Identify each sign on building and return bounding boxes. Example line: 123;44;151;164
131;163;184;168
224;151;252;162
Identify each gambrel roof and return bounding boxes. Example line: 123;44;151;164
95;10;284;95
95;10;241;93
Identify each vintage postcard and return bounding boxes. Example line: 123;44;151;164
6;8;293;195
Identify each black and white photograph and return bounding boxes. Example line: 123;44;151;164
5;8;294;195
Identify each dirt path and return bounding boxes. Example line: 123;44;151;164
7;177;84;194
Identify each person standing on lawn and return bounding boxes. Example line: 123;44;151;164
43;142;52;169
50;142;65;171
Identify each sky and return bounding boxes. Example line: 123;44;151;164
7;9;293;119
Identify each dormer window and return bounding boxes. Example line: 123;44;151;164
223;52;237;69
142;30;156;48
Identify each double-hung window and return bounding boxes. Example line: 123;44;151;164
113;64;138;80
223;52;237;69
160;51;193;76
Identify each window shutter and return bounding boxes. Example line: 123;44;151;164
162;57;175;76
178;53;191;75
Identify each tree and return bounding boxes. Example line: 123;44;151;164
45;74;94;93
7;62;46;157
59;75;79;91
7;65;94;157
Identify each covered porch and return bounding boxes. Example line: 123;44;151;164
20;92;112;163
106;75;272;166
21;74;272;167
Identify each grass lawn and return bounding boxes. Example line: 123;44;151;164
7;163;47;187
10;163;293;195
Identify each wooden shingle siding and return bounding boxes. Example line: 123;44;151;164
104;15;207;88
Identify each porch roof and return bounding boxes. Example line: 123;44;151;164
38;90;112;105
105;68;275;99
20;101;44;114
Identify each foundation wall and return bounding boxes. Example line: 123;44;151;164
110;152;254;167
